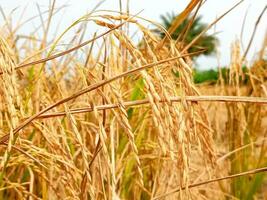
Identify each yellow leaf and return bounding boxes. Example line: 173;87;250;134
158;0;202;48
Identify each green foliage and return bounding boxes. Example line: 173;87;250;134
155;12;218;58
193;69;218;84
245;171;266;200
191;66;249;84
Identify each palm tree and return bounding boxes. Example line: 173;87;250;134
155;12;218;59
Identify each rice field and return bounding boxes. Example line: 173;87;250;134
0;1;266;199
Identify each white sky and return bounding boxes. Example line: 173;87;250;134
1;0;266;69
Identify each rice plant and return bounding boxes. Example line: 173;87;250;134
0;0;266;199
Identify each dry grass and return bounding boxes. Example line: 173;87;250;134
0;1;266;199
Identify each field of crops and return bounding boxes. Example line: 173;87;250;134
0;0;266;199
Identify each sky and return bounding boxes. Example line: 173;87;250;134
1;0;266;69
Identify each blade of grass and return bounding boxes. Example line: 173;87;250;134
153;167;267;200
36;96;267;119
